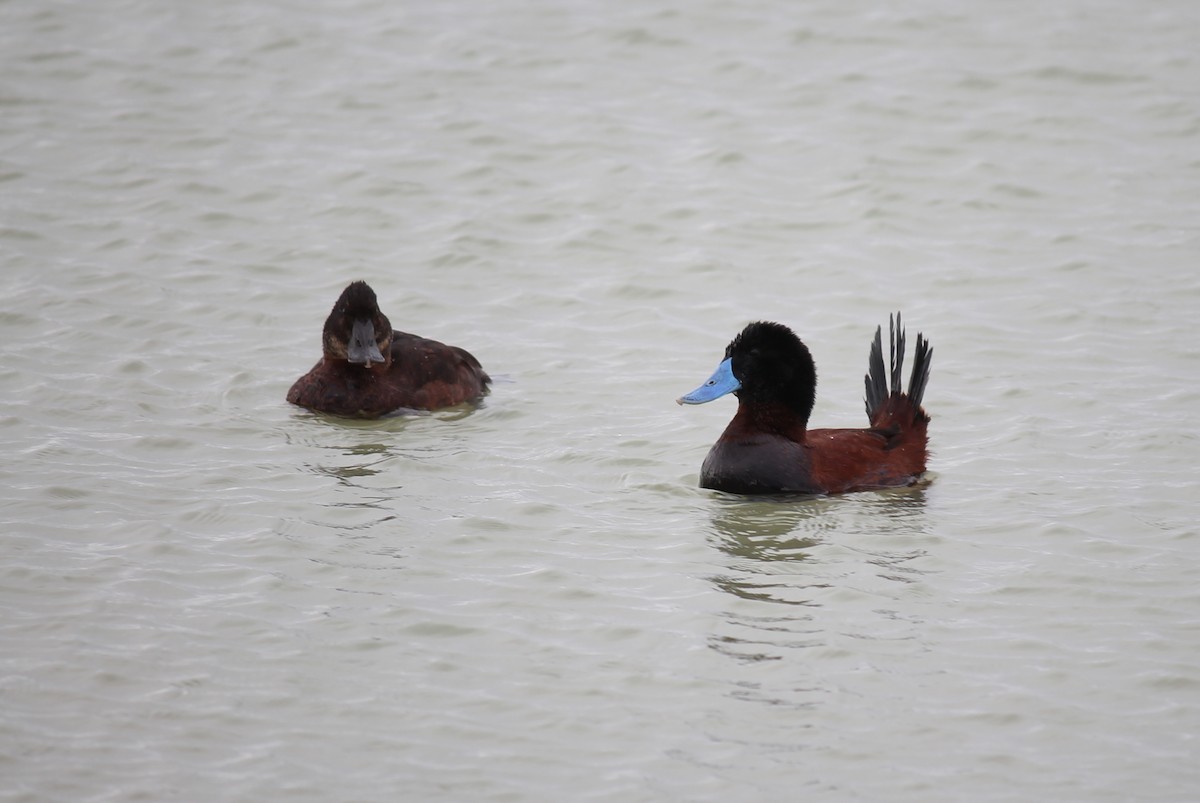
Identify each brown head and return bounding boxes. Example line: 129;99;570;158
321;281;393;367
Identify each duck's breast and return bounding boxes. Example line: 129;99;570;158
699;434;821;495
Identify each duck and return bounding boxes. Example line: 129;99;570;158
677;314;932;495
287;281;490;418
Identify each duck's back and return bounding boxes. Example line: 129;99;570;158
287;331;489;417
385;331;490;409
805;423;928;494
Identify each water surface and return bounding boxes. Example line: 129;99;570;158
3;0;1199;800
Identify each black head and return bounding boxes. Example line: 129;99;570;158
322;281;393;366
725;321;818;417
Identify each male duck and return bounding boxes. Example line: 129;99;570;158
287;281;490;418
678;314;932;495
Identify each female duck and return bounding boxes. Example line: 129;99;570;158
678;314;932;495
287;281;490;418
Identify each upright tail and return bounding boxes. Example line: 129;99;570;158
864;312;932;426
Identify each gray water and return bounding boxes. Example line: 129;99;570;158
3;0;1199;800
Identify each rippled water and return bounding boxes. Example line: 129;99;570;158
3;0;1199;800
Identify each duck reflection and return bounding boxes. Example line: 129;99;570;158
284;424;418;568
302;438;398;484
707;496;831;611
705;488;931;665
709;487;930;563
290;411;471;485
709;496;829;557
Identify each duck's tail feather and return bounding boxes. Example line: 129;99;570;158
864;324;888;419
864;312;932;425
907;331;932;412
890;312;905;401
